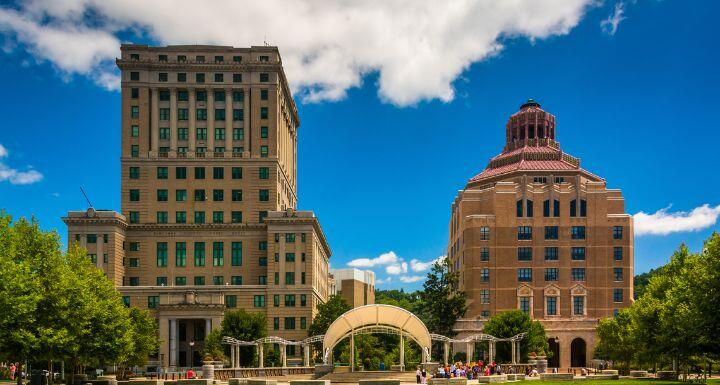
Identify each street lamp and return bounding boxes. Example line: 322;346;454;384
189;341;195;370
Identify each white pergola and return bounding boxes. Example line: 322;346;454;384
222;335;322;368
429;332;526;365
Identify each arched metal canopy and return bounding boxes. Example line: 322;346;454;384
322;304;432;361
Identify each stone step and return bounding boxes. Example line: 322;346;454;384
319;371;418;383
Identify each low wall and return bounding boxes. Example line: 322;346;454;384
586;374;619;380
629;371;649;378
177;380;213;385
248;380;278;385
358;380;400;385
540;373;574;381
506;374;524;381
228;380;248;385
214;367;315;380
477;375;507;383
289;381;330;385
656;371;676;380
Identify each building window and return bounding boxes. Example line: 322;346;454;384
159;73;168;82
211;166;224;180
259;167;269;179
231;211;242;223
176;242;187;267
122;296;131;307
233;90;244;101
131;125;139;137
156;276;167;286
129;189;140;201
259;257;267;266
212;211;224;224
176;189;187;202
301;317;307;330
571;268;586;281
131;106;139;118
545;226;558;240
194;211;205;224
517;268;532;282
213;242;224;266
260;89;269;100
259;189;269;201
178;73;187;82
129;211;139;223
519;297;531;314
231;276;242;285
273;294;280;307
225;295;237;308
231;242;242;266
479;226;490;240
231;167;243;179
130;71;139;81
284;318;296;330
194;242;205;266
518;226;532;240
613;289;623;303
129;258;139;267
156;167;169;180
176;211;186;223
213;189;224;202
156;242;168;267
517;247;532;261
260;126;269;139
614;247;623;261
129;277;140;286
526;200;534;217
213;276;223;285
214;128;225;140
260;107;268;120
285;272;295;285
194;276;205;286
177;108;188;120
254;295;265;307
480;290;490;304
516;200;523;217
215;109;226;121
175;276;186;286
571;247;586;261
178;128;188;140
176;167;187;179
272;317;280;330
260;145;268;157
285;253;295;262
545;268;558;281
300;294;307;307
194;189;206;201
614;267;623;281
131;88;139;99
157;189;168;201
233;73;242;83
285;294;296;307
131;145;139;158
195;167;206;179
547;297;557;316
148;296;159;309
259;211;268;222
232;189;243;202
214;73;224;82
480;247;490;261
545;247;558;261
613;226;623;239
196;73;205;83
571;226;586;240
573;296;585;315
480;268;490;282
156;211;168;223
260;73;269;82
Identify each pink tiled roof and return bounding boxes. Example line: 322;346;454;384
469;145;591;182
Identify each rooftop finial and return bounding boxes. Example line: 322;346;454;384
520;98;541;109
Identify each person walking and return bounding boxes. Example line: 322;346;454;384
10;363;16;381
416;366;422;384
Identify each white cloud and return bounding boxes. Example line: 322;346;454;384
600;3;626;36
634;204;720;236
348;251;400;268
0;0;595;106
409;256;444;272
0;144;43;185
399;275;425;283
386;262;408;275
376;277;392;285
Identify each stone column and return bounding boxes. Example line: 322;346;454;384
225;88;232;154
205;319;212;334
465;342;473;362
207;89;215;153
511;341;516;364
303;345;310;367
258;344;264;368
443;342;450;365
489;341;494;362
96;234;104;269
169;318;178;369
80;234;87;249
230;345;236;368
151;87;159;152
188;87;196;152
170;87;177;152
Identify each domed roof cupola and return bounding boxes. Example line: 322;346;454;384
504;99;557;152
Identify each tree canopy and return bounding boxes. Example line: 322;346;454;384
218;309;267;366
483;310;549;362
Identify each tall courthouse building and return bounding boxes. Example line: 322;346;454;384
448;100;633;369
63;45;333;369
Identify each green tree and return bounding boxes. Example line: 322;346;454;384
220;309;267;366
203;328;224;361
307;295;351;362
594;310;637;374
483;310;548;362
119;308;159;375
417;258;466;336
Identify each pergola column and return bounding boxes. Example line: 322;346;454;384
350;332;355;372
281;343;287;368
444;342;450;365
466;341;474;362
230;345;236;368
235;346;241;368
489;341;495;363
303;345;310;367
399;333;405;370
258;344;264;368
511;341;517;364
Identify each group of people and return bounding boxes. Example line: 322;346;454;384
434;360;508;380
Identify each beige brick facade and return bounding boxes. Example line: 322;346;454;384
448;100;633;370
63;45;331;370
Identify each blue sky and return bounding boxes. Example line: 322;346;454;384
0;0;719;289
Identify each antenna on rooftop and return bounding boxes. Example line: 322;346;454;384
80;186;94;209
264;33;269;46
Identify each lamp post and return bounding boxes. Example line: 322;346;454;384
189;341;195;370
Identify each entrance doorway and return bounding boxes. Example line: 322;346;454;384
548;338;560;368
570;338;586;367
